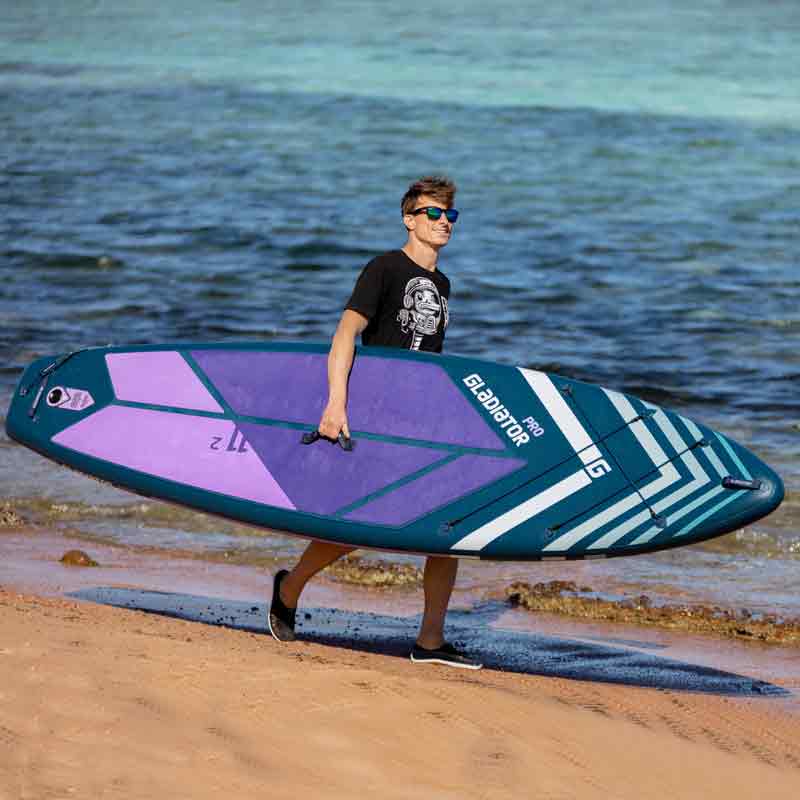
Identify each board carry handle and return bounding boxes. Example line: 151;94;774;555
301;430;354;452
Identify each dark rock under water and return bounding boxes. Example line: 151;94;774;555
506;580;800;645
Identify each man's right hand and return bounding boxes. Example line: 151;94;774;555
318;400;350;441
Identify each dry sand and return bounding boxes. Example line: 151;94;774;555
1;528;799;799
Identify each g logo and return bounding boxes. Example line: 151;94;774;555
586;459;612;479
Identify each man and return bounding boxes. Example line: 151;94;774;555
268;176;481;670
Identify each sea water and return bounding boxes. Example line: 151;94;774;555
1;0;798;616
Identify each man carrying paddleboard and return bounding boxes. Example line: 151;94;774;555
268;176;481;669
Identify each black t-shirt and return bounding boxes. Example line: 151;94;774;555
345;250;450;352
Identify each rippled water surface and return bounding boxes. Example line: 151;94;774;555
1;0;798;613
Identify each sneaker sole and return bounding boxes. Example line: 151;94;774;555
268;570;296;643
410;653;483;670
267;613;295;643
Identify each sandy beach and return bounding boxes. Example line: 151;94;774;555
1;526;799;800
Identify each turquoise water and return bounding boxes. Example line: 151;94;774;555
1;0;798;613
5;1;800;123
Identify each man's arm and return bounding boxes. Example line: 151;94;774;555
318;309;369;440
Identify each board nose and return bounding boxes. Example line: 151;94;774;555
743;461;785;517
720;438;785;525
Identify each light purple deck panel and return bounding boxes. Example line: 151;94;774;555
52;406;294;509
344;454;525;526
239;422;447;516
106;351;223;413
192;350;504;450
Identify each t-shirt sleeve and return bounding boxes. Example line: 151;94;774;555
345;258;384;321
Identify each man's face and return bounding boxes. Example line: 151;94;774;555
405;194;454;250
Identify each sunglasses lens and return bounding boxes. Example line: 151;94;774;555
425;207;444;220
445;209;459;223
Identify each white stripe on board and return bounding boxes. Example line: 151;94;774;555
543;461;680;552
643;402;684;450
604;390;639;424
702;441;727;478
588;509;654;550
543;393;681;552
597;452;707;548
679;413;729;483
450;470;592;552
595;406;713;549
628;484;728;547
449;370;603;554
667;485;726;532
518;370;599;465
674;489;741;538
679;415;702;442
631;432;742;544
544;492;641;552
548;399;716;553
593;448;710;550
716;432;752;480
625;410;713;547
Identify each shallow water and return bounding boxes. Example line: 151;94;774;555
1;0;798;616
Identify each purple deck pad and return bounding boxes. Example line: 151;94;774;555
52;406;294;509
345;454;525;526
192;350;503;450
239;423;446;516
106;352;223;413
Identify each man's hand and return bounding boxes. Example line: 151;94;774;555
318;400;350;441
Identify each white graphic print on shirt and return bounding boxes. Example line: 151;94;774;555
397;276;447;350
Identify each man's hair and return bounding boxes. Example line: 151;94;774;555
401;176;457;216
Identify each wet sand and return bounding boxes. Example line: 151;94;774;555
1;526;799;799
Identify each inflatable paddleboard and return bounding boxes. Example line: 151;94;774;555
5;343;784;560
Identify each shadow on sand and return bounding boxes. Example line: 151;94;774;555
71;586;789;698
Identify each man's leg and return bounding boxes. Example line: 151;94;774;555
268;541;354;642
415;555;458;649
280;541;355;608
411;557;482;669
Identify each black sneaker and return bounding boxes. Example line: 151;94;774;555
410;642;482;670
268;569;297;642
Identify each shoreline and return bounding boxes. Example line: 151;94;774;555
3;508;799;645
2;524;798;688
